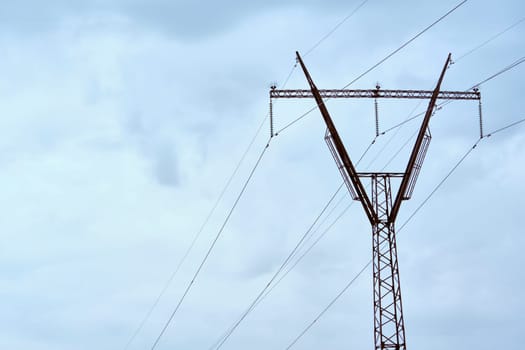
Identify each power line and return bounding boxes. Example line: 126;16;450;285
132;1;376;346
208;192;352;350
283;117;525;349
281;64;298;89
303;0;372;57
149;140;271;350
276;0;468;135
364;100;424;171
210;139;386;350
484;117;525;137
282;184;346;266
250;134;395;308
127;31;308;349
208;135;379;349
285;259;371;350
396;140;480;233
269;137;378;284
271;0;370;129
208;184;345;350
397;117;525;234
123;114;268;350
255;140;386;307
272;0;371;91
341;0;467;90
260;94;452;302
126;78;280;350
381;54;525;135
453;17;525;63
294;187;348;253
471;54;525;89
264;199;354;299
209;184;344;350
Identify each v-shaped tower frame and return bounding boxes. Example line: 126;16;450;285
270;52;481;350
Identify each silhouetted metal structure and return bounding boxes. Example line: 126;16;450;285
270;52;480;350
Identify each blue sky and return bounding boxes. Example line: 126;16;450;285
0;1;524;349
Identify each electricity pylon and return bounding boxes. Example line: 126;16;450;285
270;52;481;350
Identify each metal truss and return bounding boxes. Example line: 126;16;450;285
270;88;480;100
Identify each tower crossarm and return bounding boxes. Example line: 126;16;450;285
270;89;480;100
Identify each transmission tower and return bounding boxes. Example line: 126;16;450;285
270;52;481;350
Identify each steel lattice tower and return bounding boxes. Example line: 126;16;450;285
370;173;405;349
270;52;481;350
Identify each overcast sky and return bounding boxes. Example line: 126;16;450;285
1;1;524;349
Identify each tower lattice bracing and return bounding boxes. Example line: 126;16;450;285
371;174;405;350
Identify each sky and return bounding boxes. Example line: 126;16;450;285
0;1;524;349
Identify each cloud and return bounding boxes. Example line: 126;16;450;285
0;0;360;39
